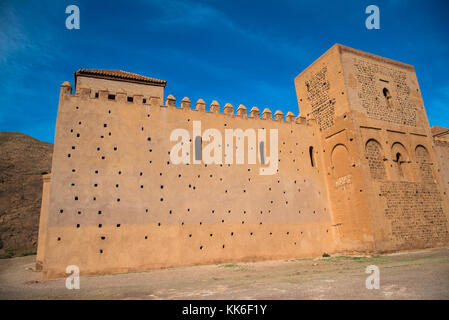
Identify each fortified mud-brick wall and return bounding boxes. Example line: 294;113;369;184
39;82;335;278
340;45;449;252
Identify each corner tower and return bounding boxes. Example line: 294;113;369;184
295;44;449;253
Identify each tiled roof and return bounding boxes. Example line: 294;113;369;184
75;69;167;87
431;126;449;137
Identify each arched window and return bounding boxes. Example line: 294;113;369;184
391;142;410;181
383;87;393;107
394;152;404;178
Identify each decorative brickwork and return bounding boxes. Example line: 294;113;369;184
353;58;417;126
380;182;449;247
305;67;335;130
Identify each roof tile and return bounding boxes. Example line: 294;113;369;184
75;69;167;87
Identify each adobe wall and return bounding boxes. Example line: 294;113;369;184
39;82;336;279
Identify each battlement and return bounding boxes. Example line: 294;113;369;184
61;81;306;125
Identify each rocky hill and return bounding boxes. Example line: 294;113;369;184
0;132;53;258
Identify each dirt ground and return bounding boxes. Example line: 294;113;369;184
0;248;448;300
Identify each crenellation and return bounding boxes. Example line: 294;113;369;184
196;99;206;111
250;106;260;118
274;110;284;122
210;100;220;113
60;81;72;95
262;108;272;120
295;116;306;124
285;111;295;123
223;103;234;115
165;94;176;107
181;97;191;109
236;104;247;117
61;86;308;126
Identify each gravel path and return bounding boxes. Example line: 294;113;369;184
1;248;448;299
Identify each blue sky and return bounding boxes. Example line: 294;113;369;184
0;0;448;143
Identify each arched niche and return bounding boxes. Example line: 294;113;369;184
365;139;386;180
331;144;351;178
415;145;434;183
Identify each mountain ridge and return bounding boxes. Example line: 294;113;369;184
0;131;53;258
